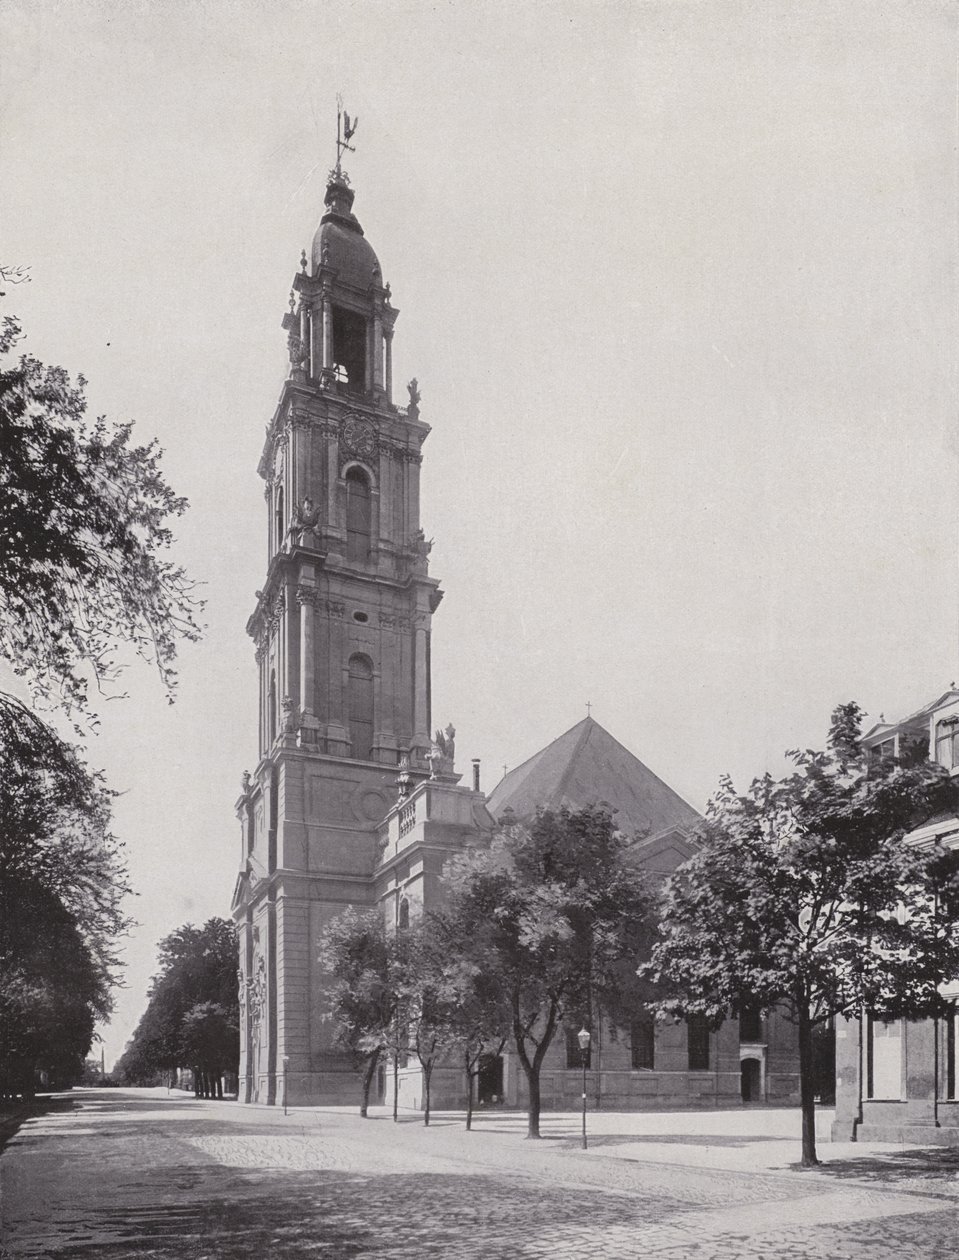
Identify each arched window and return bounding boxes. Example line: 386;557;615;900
345;468;371;562
331;305;368;390
274;486;284;555
398;898;410;930
268;670;277;743
348;654;374;760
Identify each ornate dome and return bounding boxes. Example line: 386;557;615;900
310;175;382;291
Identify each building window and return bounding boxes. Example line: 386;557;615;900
398;898;409;930
869;737;895;767
345;468;372;562
565;1024;591;1069
739;1002;762;1043
866;1014;903;1099
332;305;368;391
268;670;277;742
687;1015;710;1071
347;654;374;760
274;486;284;555
947;1005;957;1101
935;719;959;771
631;1015;655;1070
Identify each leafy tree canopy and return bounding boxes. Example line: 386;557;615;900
644;702;959;1166
441;805;654;1137
318;907;400;1116
116;918;238;1084
0;312;203;719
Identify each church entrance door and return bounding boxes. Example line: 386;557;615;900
477;1054;504;1105
741;1057;761;1102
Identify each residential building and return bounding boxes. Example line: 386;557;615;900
832;688;959;1144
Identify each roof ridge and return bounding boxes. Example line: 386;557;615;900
553;718;595;804
494;717;592;793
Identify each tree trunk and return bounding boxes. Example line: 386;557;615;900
392;1053;399;1122
360;1047;380;1118
797;1001;819;1167
525;1064;541;1139
465;1051;473;1131
423;1061;432;1126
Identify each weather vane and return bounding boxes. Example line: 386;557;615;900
334;95;358;177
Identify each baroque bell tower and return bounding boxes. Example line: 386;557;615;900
232;126;442;1105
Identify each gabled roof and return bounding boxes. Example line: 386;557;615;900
485;717;700;842
861;688;959;743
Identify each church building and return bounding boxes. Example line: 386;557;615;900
232;151;800;1111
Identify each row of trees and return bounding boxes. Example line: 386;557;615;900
115;918;239;1097
321;805;653;1136
0;288;202;1096
324;705;959;1166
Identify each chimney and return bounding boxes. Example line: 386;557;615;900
471;758;481;792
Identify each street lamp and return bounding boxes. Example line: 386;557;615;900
283;1056;290;1116
577;1027;591;1150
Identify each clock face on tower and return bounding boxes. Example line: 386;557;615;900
341;413;376;460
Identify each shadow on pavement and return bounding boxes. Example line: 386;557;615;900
583;1132;787;1149
0;1095;81;1154
815;1145;959;1186
20;1165;691;1259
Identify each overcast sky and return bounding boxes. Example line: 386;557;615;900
3;0;956;1069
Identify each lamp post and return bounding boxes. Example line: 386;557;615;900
577;1027;591;1150
283;1056;290;1116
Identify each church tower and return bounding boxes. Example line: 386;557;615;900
232;148;442;1105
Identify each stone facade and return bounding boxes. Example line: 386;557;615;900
233;166;801;1111
232;169;443;1105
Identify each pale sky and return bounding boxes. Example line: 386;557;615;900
2;0;956;1069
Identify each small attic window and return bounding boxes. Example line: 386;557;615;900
353;611;368;623
332;305;367;391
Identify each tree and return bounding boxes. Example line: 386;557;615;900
392;922;469;1127
318;908;399;1118
0;302;202;1093
181;1002;238;1100
0;312;203;720
0;879;108;1096
0;694;130;983
116;919;238;1090
423;911;512;1130
0;696;130;1096
644;703;959;1167
441;806;655;1138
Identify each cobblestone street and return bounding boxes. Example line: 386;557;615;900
2;1089;958;1258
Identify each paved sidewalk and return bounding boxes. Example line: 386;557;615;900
2;1089;958;1258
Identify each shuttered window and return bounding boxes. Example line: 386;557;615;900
348;654;374;760
346;468;371;561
